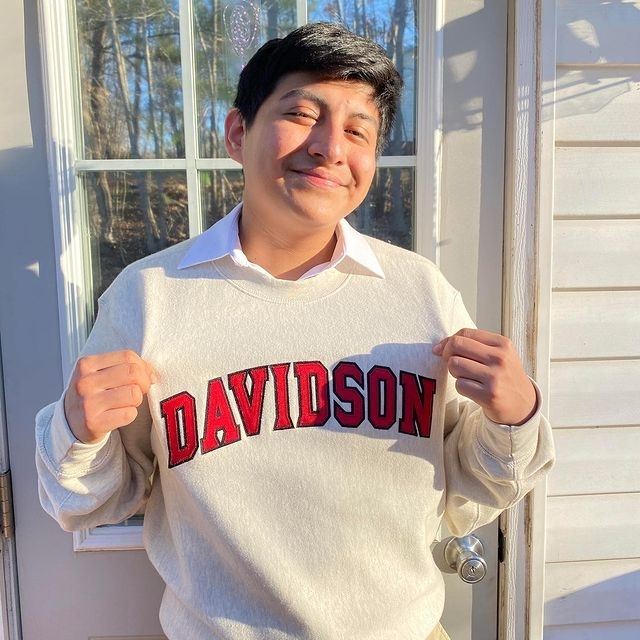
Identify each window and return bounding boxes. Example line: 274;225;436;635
40;0;443;549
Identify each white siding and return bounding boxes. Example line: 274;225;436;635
549;427;640;495
554;149;640;216
550;291;640;359
549;360;640;428
553;69;640;141
545;560;640;631
553;218;640;288
544;0;640;636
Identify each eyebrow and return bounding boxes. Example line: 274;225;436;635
279;88;379;129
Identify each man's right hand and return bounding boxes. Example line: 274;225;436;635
64;350;157;444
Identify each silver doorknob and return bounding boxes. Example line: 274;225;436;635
443;535;487;584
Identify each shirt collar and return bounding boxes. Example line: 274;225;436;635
177;203;385;279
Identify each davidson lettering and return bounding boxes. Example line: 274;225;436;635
160;360;436;468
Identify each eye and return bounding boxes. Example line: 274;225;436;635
285;109;318;122
345;127;373;146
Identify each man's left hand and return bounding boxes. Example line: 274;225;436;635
433;328;537;425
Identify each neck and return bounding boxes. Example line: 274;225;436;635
238;213;338;281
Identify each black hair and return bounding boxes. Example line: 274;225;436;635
233;22;403;154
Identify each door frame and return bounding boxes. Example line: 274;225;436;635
500;0;554;638
0;337;23;640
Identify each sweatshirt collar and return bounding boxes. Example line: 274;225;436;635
177;203;385;279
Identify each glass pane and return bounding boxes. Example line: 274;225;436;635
201;169;245;228
76;0;184;160
309;0;417;156
81;171;188;306
194;1;297;159
195;0;415;158
349;167;414;249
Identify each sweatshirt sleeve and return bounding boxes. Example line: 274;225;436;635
35;398;154;532
442;385;554;536
35;274;155;532
441;294;555;536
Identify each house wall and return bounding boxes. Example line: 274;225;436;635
543;1;640;637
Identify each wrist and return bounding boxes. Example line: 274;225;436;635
484;379;539;426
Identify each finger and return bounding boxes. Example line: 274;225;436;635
453;377;489;407
447;354;490;386
447;356;500;408
88;406;141;432
455;378;492;411
77;360;156;397
77;350;157;383
432;328;504;357
103;361;156;394
89;384;146;416
69;380;149;440
76;350;140;374
437;334;496;366
454;328;506;348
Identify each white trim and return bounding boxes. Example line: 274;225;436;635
414;0;444;263
528;0;556;636
38;0;137;552
39;0;91;382
500;0;551;638
375;155;417;168
75;159;189;171
178;0;203;238
297;0;308;27
73;519;144;552
74;157;416;172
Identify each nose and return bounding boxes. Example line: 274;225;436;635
307;120;346;164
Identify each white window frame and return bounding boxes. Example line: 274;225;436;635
39;0;444;551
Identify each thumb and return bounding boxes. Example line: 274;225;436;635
432;337;448;356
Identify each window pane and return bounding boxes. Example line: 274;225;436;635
201;169;245;228
82;171;188;305
309;0;417;155
76;0;184;160
350;167;414;249
194;1;297;158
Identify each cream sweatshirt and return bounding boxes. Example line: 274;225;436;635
36;230;554;640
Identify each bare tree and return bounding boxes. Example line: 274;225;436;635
82;15;116;245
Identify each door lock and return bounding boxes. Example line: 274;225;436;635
442;535;487;584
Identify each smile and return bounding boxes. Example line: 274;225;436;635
293;169;344;188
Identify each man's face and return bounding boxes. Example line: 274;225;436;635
225;72;380;239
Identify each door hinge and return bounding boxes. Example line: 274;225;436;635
0;470;14;539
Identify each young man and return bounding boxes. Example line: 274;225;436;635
36;22;554;640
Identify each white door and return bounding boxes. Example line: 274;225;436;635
0;0;508;637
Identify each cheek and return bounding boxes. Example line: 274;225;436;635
270;124;308;157
354;155;377;188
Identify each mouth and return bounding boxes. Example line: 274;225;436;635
292;168;344;189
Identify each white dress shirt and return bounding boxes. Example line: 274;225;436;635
177;203;385;279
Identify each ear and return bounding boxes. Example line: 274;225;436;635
225;108;246;164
